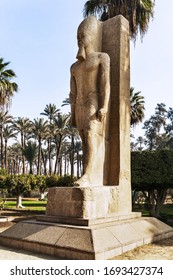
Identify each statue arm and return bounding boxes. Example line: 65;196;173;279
70;67;77;126
97;53;110;122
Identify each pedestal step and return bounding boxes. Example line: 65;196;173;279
0;217;173;260
37;212;141;226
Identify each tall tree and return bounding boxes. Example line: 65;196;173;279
143;103;167;150
40;103;60;174
22;141;38;174
135;136;145;151
52;113;70;174
8;143;23;174
0;111;13;168
83;0;155;40
130;87;145;127
40;103;60;124
3;125;17;170
0;57;18;109
13;117;33;173
32;118;48;175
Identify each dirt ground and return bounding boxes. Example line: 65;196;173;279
112;237;173;260
1;210;173;260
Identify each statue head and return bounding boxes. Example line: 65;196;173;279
76;16;102;61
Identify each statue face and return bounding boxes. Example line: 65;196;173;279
76;29;94;61
76;16;99;61
77;30;93;48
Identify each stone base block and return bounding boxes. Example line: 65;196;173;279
46;186;129;219
0;217;173;260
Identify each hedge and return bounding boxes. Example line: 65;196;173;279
131;149;173;190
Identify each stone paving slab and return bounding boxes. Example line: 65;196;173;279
0;245;55;260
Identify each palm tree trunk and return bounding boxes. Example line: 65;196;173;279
70;135;75;177
59;157;62;176
54;135;63;174
0;128;4;168
37;138;42;175
4;139;8;170
21;133;25;174
47;139;52;175
64;155;67;175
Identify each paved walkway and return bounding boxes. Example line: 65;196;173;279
0;245;55;260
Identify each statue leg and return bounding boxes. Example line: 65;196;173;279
75;124;105;187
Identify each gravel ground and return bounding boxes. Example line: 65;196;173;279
112;237;173;260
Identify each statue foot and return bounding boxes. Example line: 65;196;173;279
73;175;91;187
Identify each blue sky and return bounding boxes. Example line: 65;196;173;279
0;0;173;137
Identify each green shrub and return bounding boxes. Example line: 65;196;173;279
0;168;8;176
5;174;31;196
35;175;46;193
0;175;6;189
45;174;76;188
45;174;60;188
56;175;76;186
132;150;173;190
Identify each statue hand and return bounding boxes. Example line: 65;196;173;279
97;108;106;122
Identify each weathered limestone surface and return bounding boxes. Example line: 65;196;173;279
70;15;131;214
46;187;120;219
70;16;110;187
102;16;131;212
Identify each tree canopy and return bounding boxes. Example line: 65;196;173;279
83;0;155;40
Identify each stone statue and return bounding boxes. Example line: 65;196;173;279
70;16;110;187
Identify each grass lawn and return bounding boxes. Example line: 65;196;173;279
133;203;173;220
1;199;47;212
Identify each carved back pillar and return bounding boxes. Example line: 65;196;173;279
102;16;131;212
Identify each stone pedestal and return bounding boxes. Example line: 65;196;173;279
46;186;128;219
0;187;173;260
0;214;173;260
39;187;141;226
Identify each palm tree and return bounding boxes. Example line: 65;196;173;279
67;126;80;177
40;103;60;174
61;97;70;107
3;125;17;169
0;111;13;168
32;118;48;175
7;143;23;174
40;103;60;123
83;0;155;40
73;140;83;178
130;87;145;127
13;117;33;173
22;141;38;174
0;57;18;109
52;113;71;174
